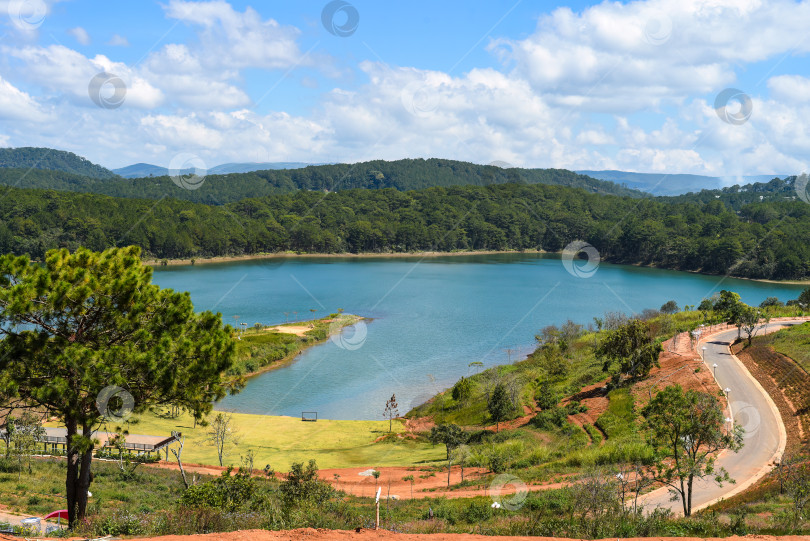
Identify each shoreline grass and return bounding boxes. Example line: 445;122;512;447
230;313;366;380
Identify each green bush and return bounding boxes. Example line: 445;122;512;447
280;460;333;505
530;407;568;430
535;380;559;410
463;499;493;522
452;377;473;404
565;400;588;414
179;468;261;512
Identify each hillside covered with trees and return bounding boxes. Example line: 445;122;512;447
0;182;808;280
0;157;645;203
663;177;804;210
0;147;117;179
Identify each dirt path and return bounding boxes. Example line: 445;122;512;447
120;530;810;541
150;461;567;500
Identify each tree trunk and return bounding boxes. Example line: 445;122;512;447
66;420;95;528
447;455;451;488
678;476;688;517
172;437;189;489
65;418;79;528
685;475;693;517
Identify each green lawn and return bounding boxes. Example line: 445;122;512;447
768;321;810;372
110;411;444;471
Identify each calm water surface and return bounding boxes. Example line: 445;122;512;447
151;254;805;420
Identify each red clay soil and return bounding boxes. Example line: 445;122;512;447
404;417;435;433
316;464;570;500
632;327;722;409
483;404;538;432
562;327;725;430
1;530;808;541
151;459;563;500
116;530;810;541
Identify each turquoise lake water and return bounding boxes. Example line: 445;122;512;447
151;254;806;420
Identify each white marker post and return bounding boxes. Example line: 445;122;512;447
375;487;381;530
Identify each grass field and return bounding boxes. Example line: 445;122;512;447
109;411;444;471
0;457;187;518
767;321;810;372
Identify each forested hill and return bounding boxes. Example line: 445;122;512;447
0;157;646;203
0;147;117;179
1;182;808;280
662;177;803;209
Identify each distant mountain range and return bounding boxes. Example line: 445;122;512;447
577;170;790;196
0;147;796;204
113;161;318;178
0;148;647;203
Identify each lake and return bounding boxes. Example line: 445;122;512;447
151;253;805;420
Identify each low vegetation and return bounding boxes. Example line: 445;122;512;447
4;454;807;539
228;313;364;377
767;320;810;372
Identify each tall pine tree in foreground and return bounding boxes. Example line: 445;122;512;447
0;246;236;526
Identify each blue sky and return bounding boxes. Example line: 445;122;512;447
1;0;809;179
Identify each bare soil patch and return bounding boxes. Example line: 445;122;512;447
121;530;810;541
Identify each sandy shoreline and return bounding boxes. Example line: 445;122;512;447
144;249;546;267
235;315;367;381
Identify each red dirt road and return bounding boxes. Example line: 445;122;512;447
2;529;808;541
122;530;810;541
150;461;567;500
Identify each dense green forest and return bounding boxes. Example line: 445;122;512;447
1;182;808;280
0;157;645;203
0;147;117;179
663;177;803;209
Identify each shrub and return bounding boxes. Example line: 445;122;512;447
179;468;260;512
566;400;588;414
463;499;493;522
280;460;333;505
660;300;679;314
451;377;472;404
760;297;784;308
530;407;568;430
535;380;559;410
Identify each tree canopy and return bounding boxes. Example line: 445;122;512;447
0;178;808;280
596;319;662;383
0;246;236;525
642;385;744;517
0;147;117;179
